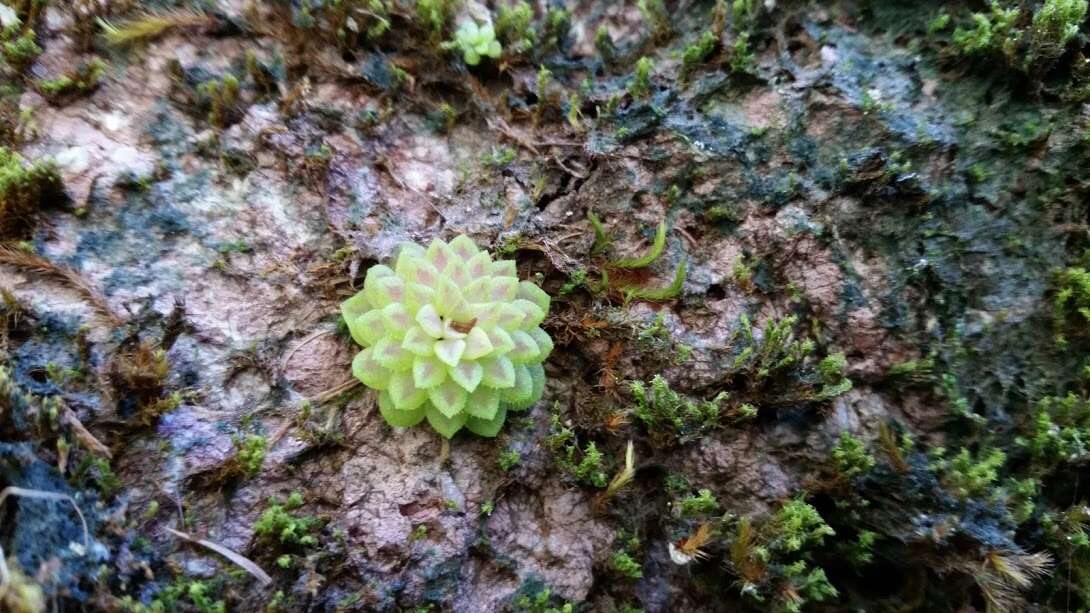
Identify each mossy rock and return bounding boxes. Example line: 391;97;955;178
0;147;64;240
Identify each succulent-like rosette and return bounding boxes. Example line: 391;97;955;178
342;235;552;438
451;21;502;66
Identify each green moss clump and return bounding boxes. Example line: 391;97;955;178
1054;265;1090;344
546;411;607;487
677;488;719;516
280;0;390;48
234;434;267;478
727;498;837;612
766;498;836;554
2;29;41;73
728;31;756;75
610;550;643;579
122;578;226;613
952;4;1019;57
831;432;875;480
886;357;935;384
630;374;728;446
594;25;616;65
196;74;240;129
498;448;520;470
541;7;570;52
36;58;106;102
495;2;534;52
1020;393;1090;467
416;0;456;37
730;313;813;381
609;531;644;580
0;99;32;148
680;30;718;80
637;0;672;43
933;447;1006;499
951;0;1088;74
817;352;853;399
0;146;61;239
510;585;574;613
1030;0;1088;66
725;314;853;407
253;491;320;548
534;64;552;123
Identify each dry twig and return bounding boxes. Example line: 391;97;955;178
166;528;272;585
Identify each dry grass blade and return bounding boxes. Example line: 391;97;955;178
97;9;213;47
166;528;272;585
975;550;1054;612
670;522;715;564
608;440;637;494
878;422;908;474
0;245;124;327
0;486;90;549
987;550;1053;589
729;517;767;586
595;441;636;509
311;378;360;404
60;403;111;459
280;328;334;373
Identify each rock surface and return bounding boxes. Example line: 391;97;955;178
3;0;1089;611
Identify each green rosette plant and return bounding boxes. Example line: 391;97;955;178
342;235;552;438
449;20;502;66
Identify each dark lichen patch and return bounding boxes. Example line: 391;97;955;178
0;443;105;603
9;314;86;397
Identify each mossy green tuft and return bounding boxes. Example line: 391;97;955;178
0;146;61;239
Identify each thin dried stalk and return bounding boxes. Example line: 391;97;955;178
311;378;360;404
878;422;909;474
98;9;213;47
166;528;272;585
0;486;89;549
595;441;636;508
0;245;124;327
977;550;1053;612
60;402;111;459
670;522;715;564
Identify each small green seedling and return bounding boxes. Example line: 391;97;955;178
629;57;654;98
342;235;553;438
595;25;617;64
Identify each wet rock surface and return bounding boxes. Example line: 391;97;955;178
4;0;1090;611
